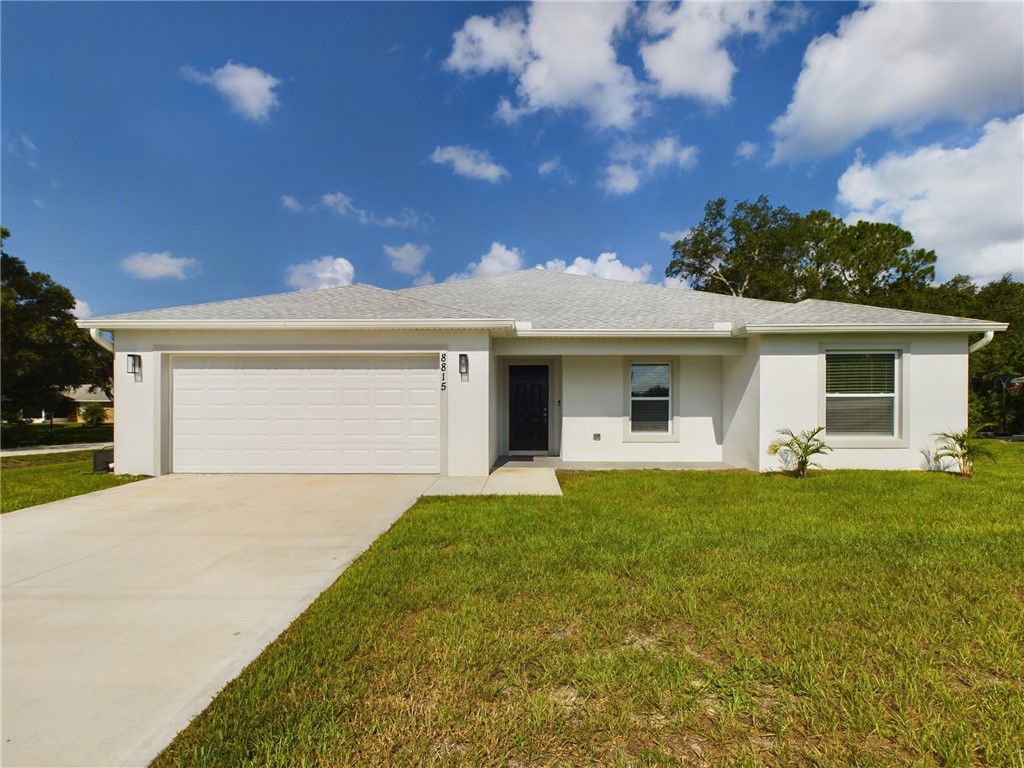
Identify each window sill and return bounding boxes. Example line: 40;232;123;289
826;436;909;449
623;430;678;443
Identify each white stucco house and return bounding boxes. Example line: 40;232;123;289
78;269;1006;477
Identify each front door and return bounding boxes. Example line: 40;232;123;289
509;365;548;452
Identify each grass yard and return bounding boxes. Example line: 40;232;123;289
0;421;114;449
155;443;1023;767
0;451;147;513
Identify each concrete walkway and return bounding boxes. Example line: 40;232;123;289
424;465;562;496
1;474;435;768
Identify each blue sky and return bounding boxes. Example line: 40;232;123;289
2;1;1022;319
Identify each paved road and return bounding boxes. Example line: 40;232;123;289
1;474;435;768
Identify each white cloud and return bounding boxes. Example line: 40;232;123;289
602;136;698;195
771;3;1024;162
446;3;641;130
447;241;524;282
32;197;44;209
318;192;426;228
542;252;652;283
280;195;304;213
640;2;792;105
120;251;200;281
446;8;531;74
836;114;1024;283
662;275;691;290
72;300;93;319
384;242;431;276
735;141;759;161
659;229;690;244
430;145;509;183
538;156;576;185
181;60;282;122
285;256;356;290
413;272;435;287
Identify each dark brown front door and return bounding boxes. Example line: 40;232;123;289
509;365;548;452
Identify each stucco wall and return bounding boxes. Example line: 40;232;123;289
559;355;724;462
111;328;492;477
721;336;761;471
757;334;969;471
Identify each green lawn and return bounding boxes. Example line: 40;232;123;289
0;422;114;449
155;444;1023;767
1;451;147;513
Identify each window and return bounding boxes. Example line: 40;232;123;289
825;352;897;436
630;363;671;433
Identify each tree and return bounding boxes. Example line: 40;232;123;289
665;197;937;304
665;196;802;301
767;426;832;478
1;228;112;421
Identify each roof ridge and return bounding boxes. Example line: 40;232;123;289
770;297;993;324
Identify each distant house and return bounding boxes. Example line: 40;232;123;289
31;386;113;424
78;269;1006;476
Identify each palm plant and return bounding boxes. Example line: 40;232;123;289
767;426;832;478
933;425;995;478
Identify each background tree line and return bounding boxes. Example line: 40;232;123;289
666;196;1023;433
1;227;112;423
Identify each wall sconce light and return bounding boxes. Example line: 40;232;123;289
127;354;142;376
458;353;469;376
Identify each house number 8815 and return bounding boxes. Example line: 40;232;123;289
440;353;447;391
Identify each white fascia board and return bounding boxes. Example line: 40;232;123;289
77;318;516;331
513;328;734;338
737;321;1008;335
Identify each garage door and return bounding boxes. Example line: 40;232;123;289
172;356;440;473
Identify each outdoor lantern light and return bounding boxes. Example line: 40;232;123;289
459;354;469;375
127;354;142;375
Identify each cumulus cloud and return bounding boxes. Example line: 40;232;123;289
280;195;304;213
413;272;435;287
640;2;797;105
735;141;759;161
384;242;431;276
542;252;652;283
659;229;690;244
311;192;426;228
430;145;509;183
71;300;93;319
602;136;698;195
538;156;577;185
285;256;356;290
446;3;641;129
836;114;1024;283
120;251;201;281
180;61;282;122
771;3;1024;162
447;241;524;282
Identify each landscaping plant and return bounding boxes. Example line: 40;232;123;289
933;425;995;478
80;402;108;426
766;425;831;478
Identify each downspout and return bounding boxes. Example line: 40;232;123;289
967;330;995;354
89;327;114;353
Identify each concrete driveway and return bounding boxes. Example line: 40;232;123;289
1;474;435;768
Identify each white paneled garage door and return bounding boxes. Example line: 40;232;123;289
172;355;440;473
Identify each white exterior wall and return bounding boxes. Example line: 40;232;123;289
757;334;969;471
721;336;761;471
559;355;724;462
110;328;492;477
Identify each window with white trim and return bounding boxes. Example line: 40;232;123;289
825;352;897;436
630;363;671;433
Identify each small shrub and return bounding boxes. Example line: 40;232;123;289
80;402;108;427
767;426;832;478
933;425;995;478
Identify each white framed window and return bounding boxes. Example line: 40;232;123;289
629;363;671;433
825;352;898;437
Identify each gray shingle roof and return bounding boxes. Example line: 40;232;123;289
400;269;790;330
84;284;487;324
81;269;1004;334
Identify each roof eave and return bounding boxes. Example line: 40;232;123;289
77;318;517;332
513;328;735;338
737;322;1008;336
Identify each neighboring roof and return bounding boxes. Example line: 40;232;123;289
79;269;1007;336
65;386;111;403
